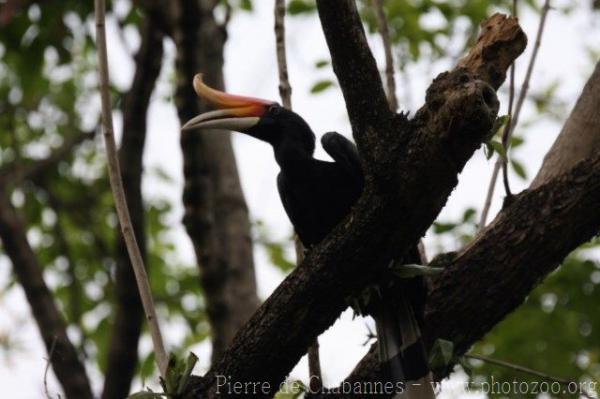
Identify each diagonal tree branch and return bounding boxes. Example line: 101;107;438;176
0;190;93;399
181;11;525;398
426;155;600;365
531;59;600;188
316;0;391;165
101;11;164;399
324;58;600;398
314;155;600;397
94;0;168;377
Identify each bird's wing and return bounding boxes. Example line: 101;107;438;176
277;172;311;246
320;132;362;176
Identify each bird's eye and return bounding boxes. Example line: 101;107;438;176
269;104;281;115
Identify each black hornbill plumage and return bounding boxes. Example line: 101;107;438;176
183;74;434;398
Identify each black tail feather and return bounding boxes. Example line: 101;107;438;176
373;246;434;398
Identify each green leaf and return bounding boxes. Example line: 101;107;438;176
510;135;524;149
429;339;455;371
265;242;295;272
489;140;507;160
462;208;476;223
163;354;180;394
275;380;306;398
510;158;527;180
314;59;329;69
127;388;165;399
139;352;156;385
287;0;316;15
491;114;509;138
176;352;199;395
458;357;473;377
239;0;253;11
433;222;456;234
310;79;334;94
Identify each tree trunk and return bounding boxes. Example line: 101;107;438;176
531;60;600;188
170;0;260;364
0;190;93;399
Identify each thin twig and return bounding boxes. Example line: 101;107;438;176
479;164;500;229
307;344;323;391
274;0;292;109
500;0;519;199
295;240;323;392
479;2;518;229
479;0;551;229
466;353;595;399
43;337;60;399
373;0;398;111
94;0;168;378
275;0;322;390
223;0;232;27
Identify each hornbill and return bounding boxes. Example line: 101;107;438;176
183;74;434;398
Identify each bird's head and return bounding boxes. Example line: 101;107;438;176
182;74;315;153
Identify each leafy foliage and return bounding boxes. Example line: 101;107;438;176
430;215;600;397
1;1;600;398
469;252;600;397
0;0;205;385
129;352;199;398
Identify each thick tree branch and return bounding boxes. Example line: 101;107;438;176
171;0;259;364
101;13;164;399
316;152;600;397
327;49;600;399
457;14;530;91
532;59;600;188
316;0;391;164
426;154;600;365
0;190;93;399
182;12;525;399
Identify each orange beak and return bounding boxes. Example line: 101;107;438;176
181;74;276;132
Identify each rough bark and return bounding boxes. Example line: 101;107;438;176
0;189;93;399
316;0;392;168
180;8;525;398
426;155;600;362
170;0;259;364
320;33;600;399
531;60;600;188
320;154;600;398
101;14;164;399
